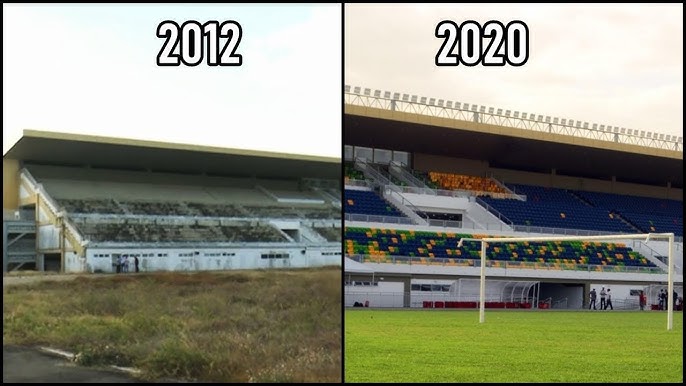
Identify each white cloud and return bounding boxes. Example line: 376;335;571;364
345;4;683;138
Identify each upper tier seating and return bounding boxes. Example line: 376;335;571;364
428;172;509;195
344;189;405;218
481;184;637;234
345;163;366;183
571;190;683;236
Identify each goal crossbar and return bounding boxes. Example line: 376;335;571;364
458;233;676;330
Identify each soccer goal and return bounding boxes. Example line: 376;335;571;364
457;232;677;331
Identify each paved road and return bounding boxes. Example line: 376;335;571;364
3;345;143;383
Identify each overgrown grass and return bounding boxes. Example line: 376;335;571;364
345;309;683;383
3;267;342;383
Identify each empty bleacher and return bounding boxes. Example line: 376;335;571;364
428;172;509;195
571;190;683;236
481;183;637;234
345;189;405;218
411;170;439;189
343;160;681;239
59;198;125;214
245;205;341;220
345;227;657;270
27;164;339;245
71;218;287;243
314;226;342;242
184;202;247;217
121;201;191;216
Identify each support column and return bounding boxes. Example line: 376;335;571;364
400;276;412;308
3;222;8;273
583;282;591;310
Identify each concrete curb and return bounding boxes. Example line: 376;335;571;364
39;346;75;360
38;346;142;375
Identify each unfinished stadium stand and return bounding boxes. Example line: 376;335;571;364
3;130;342;273
29;164;340;243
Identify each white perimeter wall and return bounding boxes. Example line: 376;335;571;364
70;245;341;274
345;281;404;308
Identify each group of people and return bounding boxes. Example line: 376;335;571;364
593;287;683;311
115;255;140;273
589;287;613;310
657;289;679;310
637;289;681;311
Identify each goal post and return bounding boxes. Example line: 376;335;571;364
457;232;676;330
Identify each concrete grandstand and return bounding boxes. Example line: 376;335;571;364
343;86;683;310
3;130;341;273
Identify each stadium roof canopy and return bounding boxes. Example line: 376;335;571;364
345;112;683;189
4;130;340;180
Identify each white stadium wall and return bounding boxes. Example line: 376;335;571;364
345;281;404;308
396;192;470;211
77;245;342;274
37;224;60;250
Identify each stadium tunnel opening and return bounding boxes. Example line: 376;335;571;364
43;253;61;272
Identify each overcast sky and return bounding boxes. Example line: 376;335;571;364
3;4;341;157
345;3;683;139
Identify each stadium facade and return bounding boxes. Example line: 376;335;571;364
343;86;683;310
3;130;342;273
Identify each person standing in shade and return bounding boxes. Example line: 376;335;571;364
599;287;607;310
639;290;647;311
589;288;597;310
657;290;665;311
134;255;140;273
605;288;613;310
672;291;679;311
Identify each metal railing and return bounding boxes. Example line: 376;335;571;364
381;186;428;224
552;297;568;309
353;158;429;224
511;225;625;237
67;212;340;224
388;160;432;190
346;254;665;274
345;85;684;152
364;176;526;200
344;213;414;225
344;179;370;188
427;219;464;228
475;196;514;226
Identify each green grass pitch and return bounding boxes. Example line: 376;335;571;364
345;309;683;383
